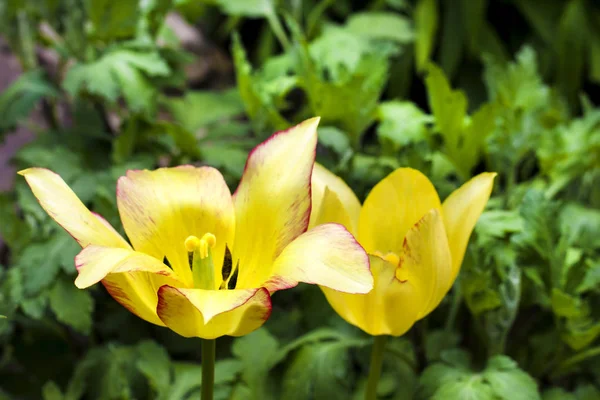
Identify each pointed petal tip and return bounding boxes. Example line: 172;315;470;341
18;167;53;177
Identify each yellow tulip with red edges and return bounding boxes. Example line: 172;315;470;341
309;163;496;336
19;118;373;339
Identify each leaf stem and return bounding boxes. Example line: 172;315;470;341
364;335;387;400
201;339;216;400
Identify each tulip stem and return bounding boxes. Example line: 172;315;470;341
201;339;216;400
364;335;387;400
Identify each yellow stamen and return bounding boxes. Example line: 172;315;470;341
185;236;201;252
185;233;217;290
373;251;400;266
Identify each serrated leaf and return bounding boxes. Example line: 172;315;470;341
48;276;94;334
483;356;540;400
64;49;170;114
420;355;540;400
377;101;430;151
282;342;352;400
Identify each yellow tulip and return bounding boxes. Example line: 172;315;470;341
309;163;496;336
19;118;373;339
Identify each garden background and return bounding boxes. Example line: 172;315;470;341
0;0;599;399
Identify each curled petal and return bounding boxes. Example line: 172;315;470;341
75;245;183;326
18;168;129;249
156;286;272;339
358;168;441;255
233;118;320;289
322;255;422;336
264;223;372;294
442;172;496;280
309;163;361;235
117;166;235;287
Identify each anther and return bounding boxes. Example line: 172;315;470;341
185;236;201;252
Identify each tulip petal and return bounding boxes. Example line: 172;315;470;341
75;245;183;326
309;163;361;235
233;118;320;289
358;168;441;255
399;209;453;319
321;255;422;336
442;172;496;280
156;286;272;339
18;168;129;249
264;223;372;294
117;166;235;287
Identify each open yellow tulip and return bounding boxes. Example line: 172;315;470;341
309;163;496;337
19;118;373;340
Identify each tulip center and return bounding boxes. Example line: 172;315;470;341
184;233;239;290
185;233;217;290
374;250;409;282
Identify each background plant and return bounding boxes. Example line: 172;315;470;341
0;0;599;399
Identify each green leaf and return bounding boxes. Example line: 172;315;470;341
201;144;248;178
281;342;352;400
419;355;540;400
376;101;431;151
214;0;275;18
556;0;587;102
576;259;600;294
166;362;202;400
0;69;58;132
345;12;414;43
85;0;139;40
21;294;48;319
543;388;577;400
48;275;94;334
483;46;550;112
424;330;460;363
166;89;245;132
232;328;279;398
42;381;64;400
136;340;171;396
19;231;80;296
295;25;389;147
64;49;170;114
231;33;289;134
415;0;439;71
439;0;464;79
551;288;584;318
483;356;540;400
475;210;523;248
317;126;351;156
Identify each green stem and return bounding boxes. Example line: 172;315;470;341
364;335;387;400
201;339;216;400
445;280;462;332
266;12;290;50
551;346;600;378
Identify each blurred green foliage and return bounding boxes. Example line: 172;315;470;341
1;0;599;399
